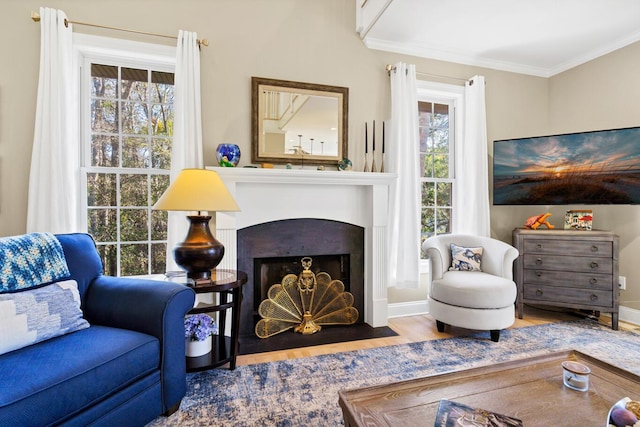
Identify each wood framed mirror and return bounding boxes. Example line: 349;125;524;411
251;77;348;166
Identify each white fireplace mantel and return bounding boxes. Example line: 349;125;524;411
209;167;396;327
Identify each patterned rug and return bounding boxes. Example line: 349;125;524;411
147;320;640;426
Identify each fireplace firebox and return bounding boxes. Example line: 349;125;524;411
237;218;364;343
253;254;350;318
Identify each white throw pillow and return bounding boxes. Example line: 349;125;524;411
0;280;90;355
449;243;483;272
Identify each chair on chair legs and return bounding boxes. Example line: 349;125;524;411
423;234;519;342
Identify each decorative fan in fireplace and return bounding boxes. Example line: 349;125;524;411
255;257;359;338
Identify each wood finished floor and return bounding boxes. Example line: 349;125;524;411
236;305;636;366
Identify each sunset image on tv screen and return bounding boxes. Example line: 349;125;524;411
493;127;640;205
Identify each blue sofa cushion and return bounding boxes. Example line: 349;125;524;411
0;232;70;292
0;325;159;426
0;280;90;356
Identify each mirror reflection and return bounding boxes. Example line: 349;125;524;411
252;77;348;166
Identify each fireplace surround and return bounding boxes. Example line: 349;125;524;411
211;167;396;332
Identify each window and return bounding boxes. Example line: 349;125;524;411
418;82;462;257
77;36;176;276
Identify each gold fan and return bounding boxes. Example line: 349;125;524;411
255;257;359;338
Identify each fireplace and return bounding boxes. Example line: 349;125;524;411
254;254;350;303
211;167;395;332
253;253;350;319
237;218;364;339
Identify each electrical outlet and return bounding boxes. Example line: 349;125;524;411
619;276;626;290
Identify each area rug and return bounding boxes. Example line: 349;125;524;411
147;319;640;427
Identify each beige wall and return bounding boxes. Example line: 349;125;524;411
545;42;640;310
1;1;637;309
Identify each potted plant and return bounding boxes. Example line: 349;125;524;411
184;314;217;357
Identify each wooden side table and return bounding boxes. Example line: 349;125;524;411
185;269;247;371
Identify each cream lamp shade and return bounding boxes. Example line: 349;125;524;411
153;168;239;213
153;168;239;283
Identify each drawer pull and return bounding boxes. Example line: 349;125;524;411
590;261;599;269
536;257;543;265
536;289;543;296
535;271;542;277
591;245;598;252
590;294;598;301
536;243;543;250
589;277;598;285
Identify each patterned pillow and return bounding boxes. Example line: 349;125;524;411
0;232;70;293
0;280;90;355
449;243;483;271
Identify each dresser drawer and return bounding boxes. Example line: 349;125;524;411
523;254;613;274
513;228;619;330
523;239;612;257
523;269;613;290
523;285;613;308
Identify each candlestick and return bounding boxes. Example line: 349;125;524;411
372;120;376;152
365;122;368;154
364;122;370;172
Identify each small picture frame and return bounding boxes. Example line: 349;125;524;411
564;210;593;231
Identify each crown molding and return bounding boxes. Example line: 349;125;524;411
365;29;640;79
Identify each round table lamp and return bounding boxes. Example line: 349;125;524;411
153;168;240;282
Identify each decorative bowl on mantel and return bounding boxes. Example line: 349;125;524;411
216;143;241;167
337;158;352;171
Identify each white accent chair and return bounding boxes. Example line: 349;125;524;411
423;234;519;342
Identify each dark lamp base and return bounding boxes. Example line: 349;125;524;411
174;215;224;282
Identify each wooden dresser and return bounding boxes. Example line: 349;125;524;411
512;228;619;330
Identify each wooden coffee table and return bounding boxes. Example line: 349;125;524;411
338;350;640;427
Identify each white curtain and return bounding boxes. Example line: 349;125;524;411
27;7;80;233
453;75;490;236
388;62;421;289
165;30;204;271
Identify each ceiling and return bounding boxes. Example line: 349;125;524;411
361;0;640;77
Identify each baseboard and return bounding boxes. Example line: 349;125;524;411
388;300;429;318
620;305;640;327
388;301;640;327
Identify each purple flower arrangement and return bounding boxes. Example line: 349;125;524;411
184;314;217;342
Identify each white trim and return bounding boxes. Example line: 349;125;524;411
73;33;176;275
73;33;175;70
620;305;640;327
417;79;464;97
416;81;463;236
388;302;640;327
365;38;551;77
212;167;395;327
355;0;394;39
74;33;176;180
548;30;640;76
388;300;429;318
367;30;640;78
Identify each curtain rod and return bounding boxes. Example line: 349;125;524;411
30;11;208;47
385;64;471;84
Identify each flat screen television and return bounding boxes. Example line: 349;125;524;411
493;126;640;205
